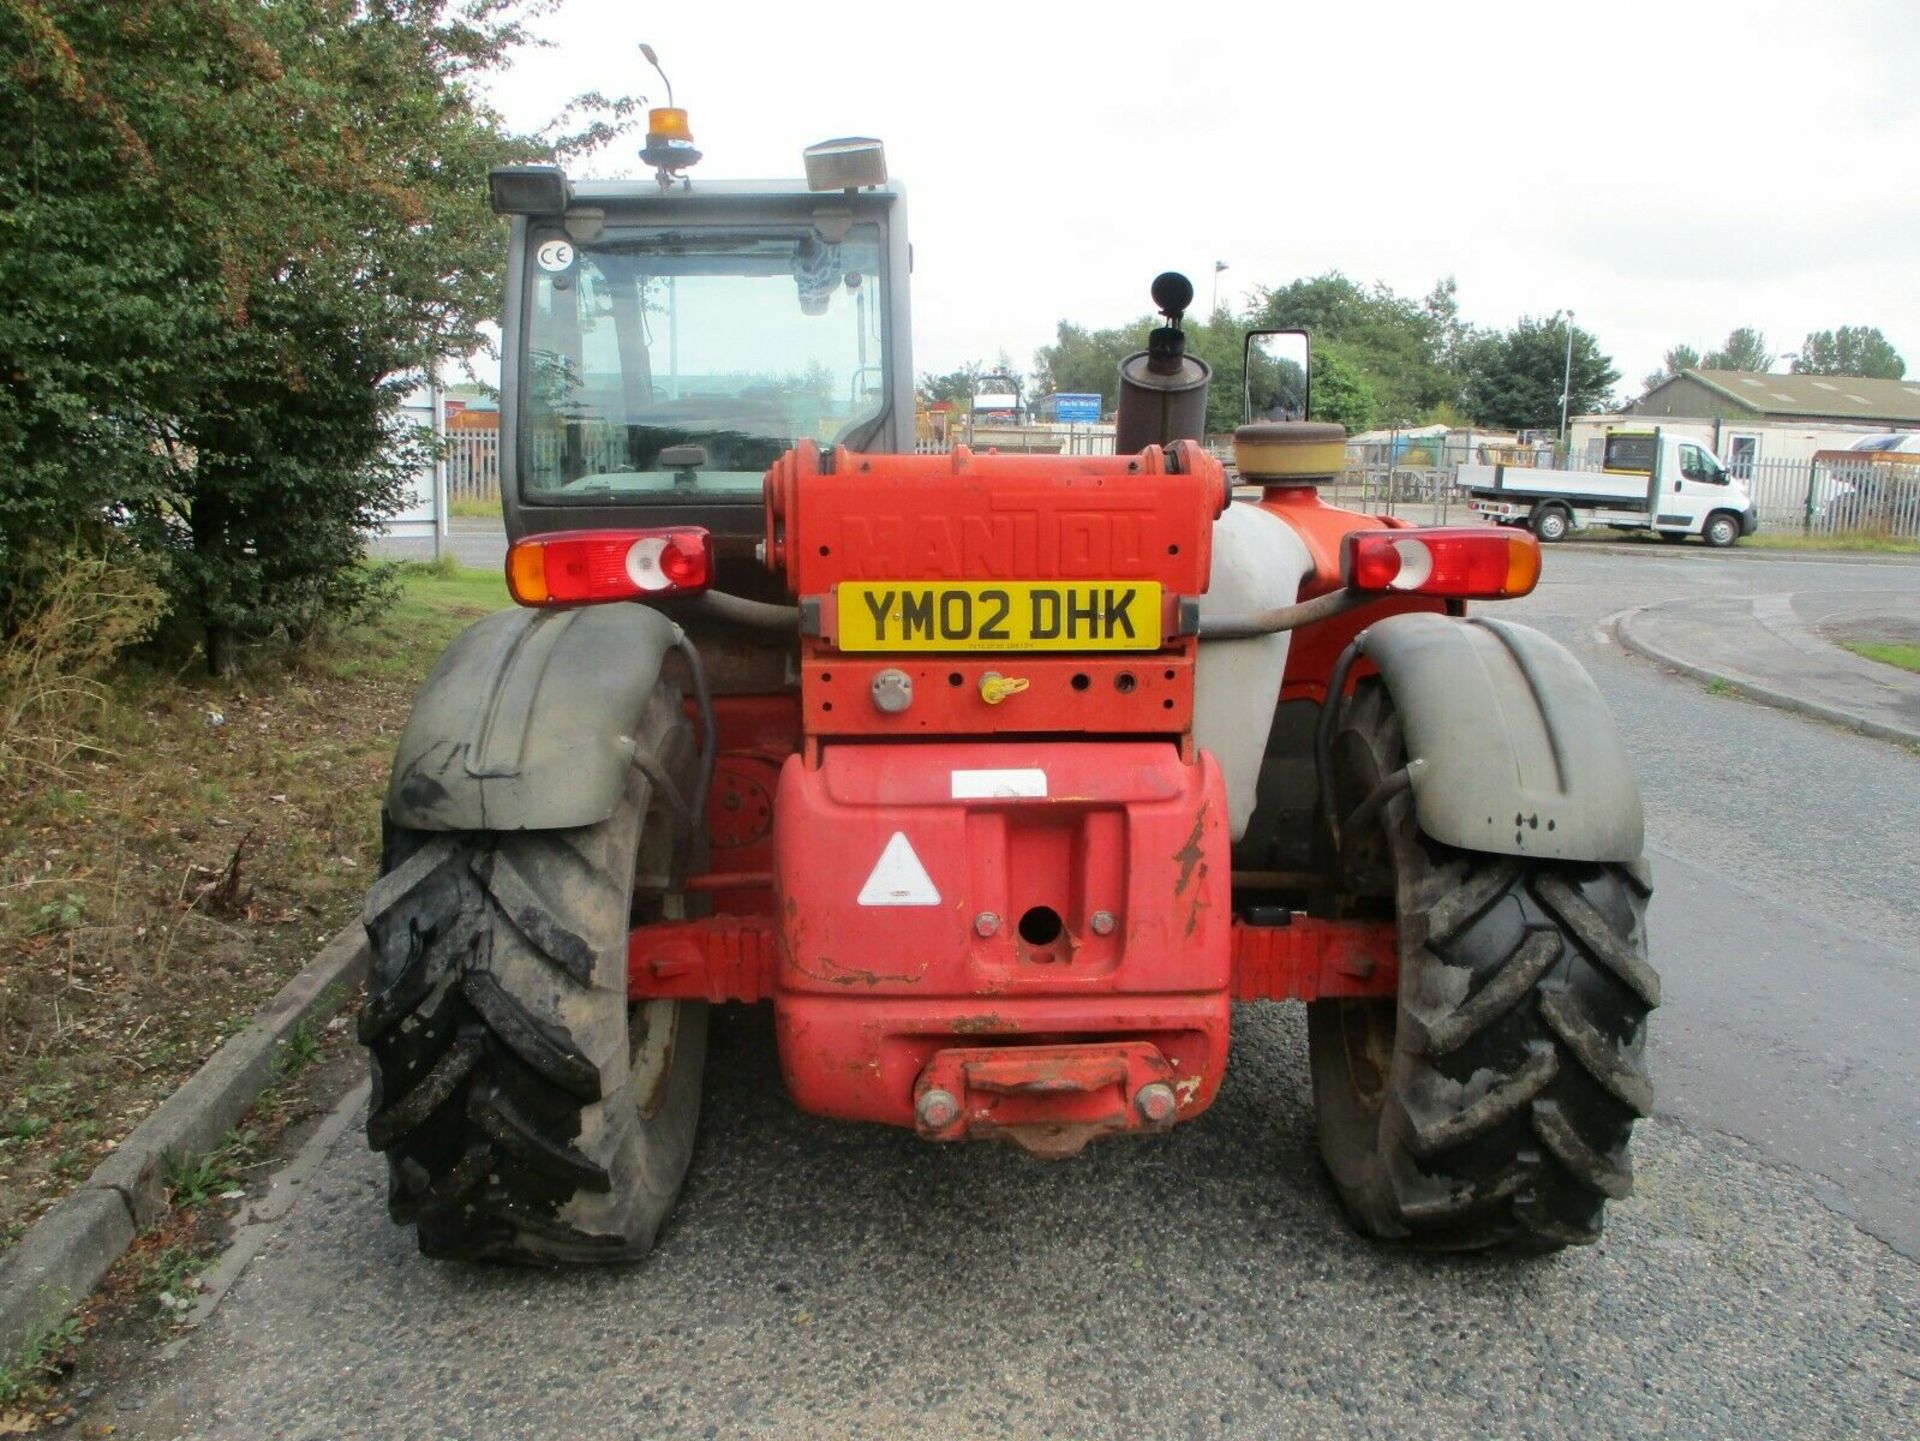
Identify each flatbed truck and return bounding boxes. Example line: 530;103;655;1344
1460;429;1759;546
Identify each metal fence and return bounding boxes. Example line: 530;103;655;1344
1327;438;1920;539
922;421;1119;456
444;427;1920;539
447;430;500;503
1740;455;1920;538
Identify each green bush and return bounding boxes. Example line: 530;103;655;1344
0;1;634;671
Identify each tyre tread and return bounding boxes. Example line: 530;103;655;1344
1312;679;1657;1253
360;685;704;1265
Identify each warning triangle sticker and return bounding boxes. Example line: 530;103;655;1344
857;831;941;907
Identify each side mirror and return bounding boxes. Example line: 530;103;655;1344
1244;329;1311;425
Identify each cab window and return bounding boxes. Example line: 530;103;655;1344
519;225;889;504
1678;444;1723;483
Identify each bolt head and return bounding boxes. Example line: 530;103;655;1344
916;1087;960;1131
1134;1081;1177;1125
973;911;1000;937
1090;909;1116;936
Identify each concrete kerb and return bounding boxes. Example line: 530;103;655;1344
0;921;369;1366
1613;603;1920;749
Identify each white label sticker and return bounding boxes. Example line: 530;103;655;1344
535;239;575;272
951;769;1047;799
857;832;941;907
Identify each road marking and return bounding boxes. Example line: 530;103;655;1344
1595;605;1642;645
857;832;940;906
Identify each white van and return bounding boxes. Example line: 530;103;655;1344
1459;430;1759;546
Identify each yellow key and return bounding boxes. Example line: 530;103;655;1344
978;673;1030;705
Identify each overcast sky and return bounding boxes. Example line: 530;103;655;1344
485;0;1920;400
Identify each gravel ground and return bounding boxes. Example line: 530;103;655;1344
88;1003;1919;1441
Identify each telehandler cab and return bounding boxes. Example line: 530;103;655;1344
360;117;1656;1263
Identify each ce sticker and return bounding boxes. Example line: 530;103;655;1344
535;239;575;273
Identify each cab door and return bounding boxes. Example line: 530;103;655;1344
1673;440;1735;527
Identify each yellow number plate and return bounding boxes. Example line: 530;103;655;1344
836;582;1163;652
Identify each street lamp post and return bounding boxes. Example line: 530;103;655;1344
1559;309;1575;451
1211;260;1228;316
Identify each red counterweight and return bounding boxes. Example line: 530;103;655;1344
767;739;1235;1152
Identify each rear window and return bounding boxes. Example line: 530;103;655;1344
1603;434;1657;473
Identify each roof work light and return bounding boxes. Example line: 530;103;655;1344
488;164;572;217
803;138;888;192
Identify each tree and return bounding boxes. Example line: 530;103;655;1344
1423;276;1471;370
1181;315;1250;437
1030;319;1146;411
1792;326;1906;379
0;0;631;669
1030;313;1255;437
1246;272;1456;426
918;365;986;407
1307;344;1378;434
1701;328;1772;373
1644;343;1701;394
1458;317;1619;433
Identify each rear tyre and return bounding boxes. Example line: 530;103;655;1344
1703;511;1740;548
359;684;706;1263
1530;504;1572;543
1309;683;1657;1252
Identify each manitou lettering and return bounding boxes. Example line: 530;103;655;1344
835;581;1162;651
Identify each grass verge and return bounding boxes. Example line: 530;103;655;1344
1843;641;1920;674
0;560;507;1258
1554;528;1920;554
1743;532;1920;555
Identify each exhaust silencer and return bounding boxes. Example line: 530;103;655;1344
1114;271;1212;453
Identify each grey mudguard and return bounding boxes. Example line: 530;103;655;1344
387;602;679;833
1360;612;1644;862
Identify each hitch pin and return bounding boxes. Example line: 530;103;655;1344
979;673;1030;705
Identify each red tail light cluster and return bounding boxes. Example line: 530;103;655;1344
1342;527;1541;599
507;528;713;607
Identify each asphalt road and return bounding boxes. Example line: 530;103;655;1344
83;543;1920;1439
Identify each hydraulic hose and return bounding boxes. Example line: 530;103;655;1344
1196;587;1370;641
668;626;717;854
690;589;800;631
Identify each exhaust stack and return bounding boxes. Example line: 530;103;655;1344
1114;271;1212;454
